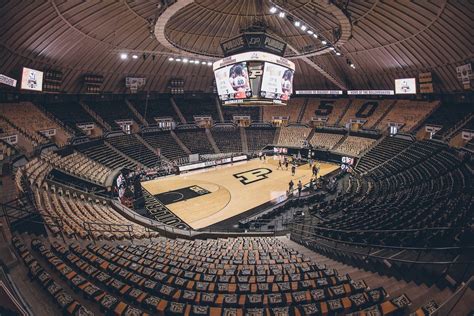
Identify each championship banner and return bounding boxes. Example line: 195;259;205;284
420;83;434;94
0;74;17;87
419;72;432;83
456;63;472;89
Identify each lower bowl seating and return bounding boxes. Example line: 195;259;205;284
11;236;412;316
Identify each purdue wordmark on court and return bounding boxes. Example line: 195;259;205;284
233;168;272;185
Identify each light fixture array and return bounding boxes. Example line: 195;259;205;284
168;57;213;66
269;5;355;69
119;53;213;66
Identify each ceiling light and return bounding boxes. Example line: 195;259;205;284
194;60;200;64
270;7;277;14
189;60;194;63
307;30;313;35
336;52;341;56
168;57;174;61
329;47;335;50
300;25;307;31
313;34;318;39
176;58;181;62
120;53;128;60
278;12;285;18
321;40;327;45
294;21;301;27
350;63;356;69
207;62;212;66
183;58;188;63
132;54;138;59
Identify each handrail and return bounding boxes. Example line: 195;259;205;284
431;276;474;315
290;225;473;252
291;220;465;234
291;233;474;265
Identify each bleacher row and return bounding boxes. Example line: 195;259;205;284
33;185;158;240
12;236;412;316
41;151;112;186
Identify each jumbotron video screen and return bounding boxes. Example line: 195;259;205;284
213;51;295;105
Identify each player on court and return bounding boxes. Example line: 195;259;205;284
277;159;283;170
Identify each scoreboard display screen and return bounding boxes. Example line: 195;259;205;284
215;62;251;101
260;62;294;101
213;51;295;105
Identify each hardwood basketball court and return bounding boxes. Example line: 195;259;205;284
141;158;339;229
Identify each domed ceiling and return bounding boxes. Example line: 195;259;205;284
0;0;472;93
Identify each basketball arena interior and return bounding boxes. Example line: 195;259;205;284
0;1;473;315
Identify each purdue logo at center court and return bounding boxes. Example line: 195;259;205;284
233;168;272;185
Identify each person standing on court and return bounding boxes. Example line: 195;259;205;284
297;180;302;197
284;158;289;171
312;164;318;177
277;159;283;170
288;179;294;196
291;163;296;176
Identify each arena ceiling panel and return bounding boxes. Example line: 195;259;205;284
0;0;472;93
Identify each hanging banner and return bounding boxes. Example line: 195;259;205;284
0;74;17;87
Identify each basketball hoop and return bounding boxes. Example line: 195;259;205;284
130;82;138;94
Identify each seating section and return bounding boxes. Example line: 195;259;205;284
245;127;276;152
376;100;439;132
142;131;187;160
300;98;320;124
301;99;350;127
277;126;311;147
175;129;214;154
309;131;345;150
355;136;414;173
42;101;96;135
303;146;472;250
107;135;160;168
77;141;137;170
174;95;219;122
223;107;260;122
41;151;112;186
262;98;305;123
362;100;395;129
0;102;71;146
423;102;474;137
368;140;446;180
12;236;411;316
131;96;180;124
12;236;95;315
338;99;394;129
0;117;37;152
211;127;242;153
88;100;138;129
33;188;157;240
20;156;52;187
334;136;377;157
0;139;16;161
